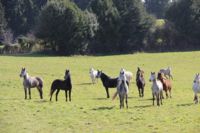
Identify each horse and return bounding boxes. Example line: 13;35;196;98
89;68;99;84
136;67;145;97
120;68;133;83
50;70;72;102
149;72;163;106
113;69;129;109
159;67;173;80
157;72;172;99
193;73;200;104
97;70;118;98
19;68;43;99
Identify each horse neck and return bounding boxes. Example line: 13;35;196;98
23;73;29;80
100;73;109;81
65;75;71;84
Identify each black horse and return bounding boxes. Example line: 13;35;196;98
97;71;118;98
50;70;72;102
97;70;129;98
136;67;145;97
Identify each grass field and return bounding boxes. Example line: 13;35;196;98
1;51;200;133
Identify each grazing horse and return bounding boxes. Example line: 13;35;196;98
50;70;72;102
157;72;172;99
136;67;145;97
19;68;43;99
120;68;133;83
113;69;129;109
159;67;173;80
193;73;200;104
89;68;99;84
97;70;118;98
149;72;163;106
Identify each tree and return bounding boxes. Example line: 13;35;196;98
1;0;47;37
90;0;121;53
166;0;200;43
36;0;96;55
0;1;6;38
114;0;155;51
145;0;170;18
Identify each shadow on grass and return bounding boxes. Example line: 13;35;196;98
138;98;153;101
33;99;48;103
76;83;93;86
176;103;194;107
92;97;108;100
92;106;115;111
133;104;152;108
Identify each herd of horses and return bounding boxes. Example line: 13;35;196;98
19;66;200;109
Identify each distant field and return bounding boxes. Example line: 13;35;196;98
0;51;200;133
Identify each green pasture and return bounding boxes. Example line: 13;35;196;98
0;51;200;133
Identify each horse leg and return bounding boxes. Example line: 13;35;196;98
65;90;68;102
160;92;163;105
169;88;172;98
137;86;141;97
119;95;122;109
50;89;56;101
55;89;60;101
142;87;144;97
165;89;168;99
37;87;43;99
125;94;128;109
105;87;110;98
157;93;160;106
28;88;31;99
152;93;155;106
24;87;27;99
194;93;198;104
69;89;72;102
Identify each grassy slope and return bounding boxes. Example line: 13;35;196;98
0;51;200;133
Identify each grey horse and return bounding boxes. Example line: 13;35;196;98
20;68;43;99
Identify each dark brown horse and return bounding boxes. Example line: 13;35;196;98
136;67;145;97
157;72;172;99
50;70;72;102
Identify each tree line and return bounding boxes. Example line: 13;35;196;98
0;0;200;55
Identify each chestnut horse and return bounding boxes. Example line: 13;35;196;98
157;72;172;99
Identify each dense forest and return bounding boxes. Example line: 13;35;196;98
0;0;199;55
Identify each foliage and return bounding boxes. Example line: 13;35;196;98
166;0;200;44
90;0;155;53
145;0;171;18
1;0;47;36
36;0;97;55
0;1;6;37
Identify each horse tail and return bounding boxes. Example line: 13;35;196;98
36;77;43;89
112;91;118;100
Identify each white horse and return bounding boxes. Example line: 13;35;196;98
89;68;98;84
149;72;163;106
193;73;200;104
159;67;173;80
113;69;129;109
120;68;133;83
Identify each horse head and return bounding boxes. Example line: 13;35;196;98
149;72;156;82
194;73;200;83
64;69;70;79
119;68;126;82
20;67;27;77
96;70;102;78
